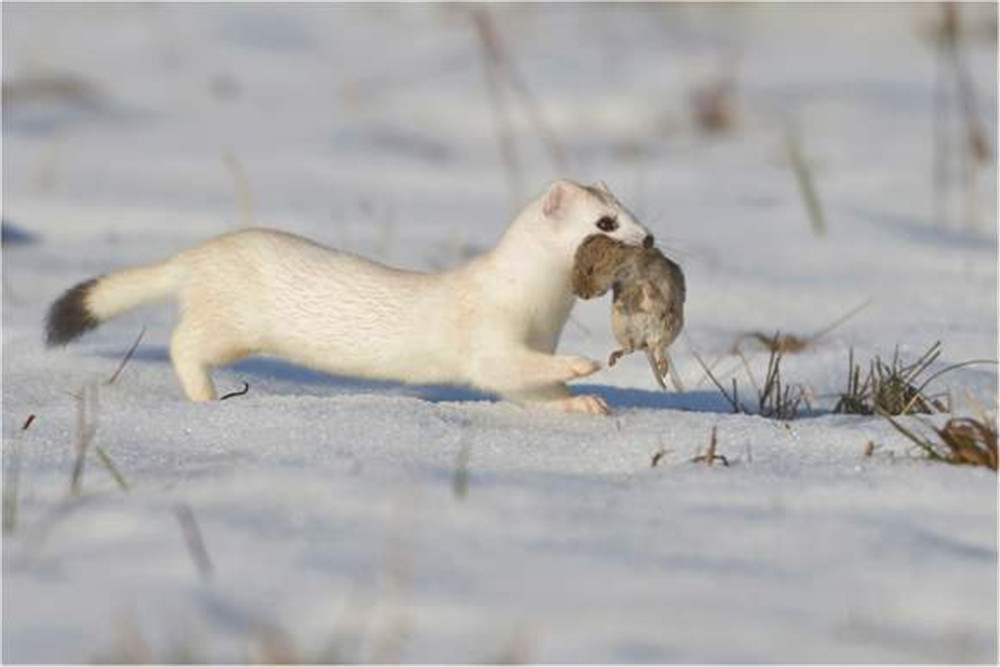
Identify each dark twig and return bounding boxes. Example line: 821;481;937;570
219;381;250;401
106;327;146;385
691;349;745;414
650;446;669;468
3;413;37;533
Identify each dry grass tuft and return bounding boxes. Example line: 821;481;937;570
733;299;870;354
735;297;868;354
691;426;729;467
695;335;807;420
831;341;987;416
752;336;807;420
735;331;811;354
884;413;997;471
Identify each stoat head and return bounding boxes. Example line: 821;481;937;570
534;179;654;260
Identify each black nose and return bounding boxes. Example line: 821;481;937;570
643;234;654;249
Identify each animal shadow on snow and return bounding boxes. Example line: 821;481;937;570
96;346;735;412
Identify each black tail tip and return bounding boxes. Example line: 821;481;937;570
45;278;99;347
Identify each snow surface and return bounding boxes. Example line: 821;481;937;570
2;3;998;663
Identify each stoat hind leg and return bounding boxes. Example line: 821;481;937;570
169;316;251;402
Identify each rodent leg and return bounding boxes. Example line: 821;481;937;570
644;348;668;391
652;348;670;377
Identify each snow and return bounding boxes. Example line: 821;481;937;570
2;3;998;663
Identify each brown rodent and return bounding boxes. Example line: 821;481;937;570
573;234;686;390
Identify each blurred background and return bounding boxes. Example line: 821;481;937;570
3;2;997;394
4;4;995;235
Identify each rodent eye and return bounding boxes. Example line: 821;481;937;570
596;216;618;232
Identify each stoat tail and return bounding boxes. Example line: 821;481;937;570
45;260;182;346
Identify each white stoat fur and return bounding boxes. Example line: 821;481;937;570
45;180;654;414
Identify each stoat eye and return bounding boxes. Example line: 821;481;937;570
596;216;618;232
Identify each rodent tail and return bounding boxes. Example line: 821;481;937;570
645;349;668;391
45;260;181;346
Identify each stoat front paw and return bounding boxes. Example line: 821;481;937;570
565;356;601;379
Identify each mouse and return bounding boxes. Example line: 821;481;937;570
572;234;685;390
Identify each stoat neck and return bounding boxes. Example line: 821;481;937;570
492;222;573;296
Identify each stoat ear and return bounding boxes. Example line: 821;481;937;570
595;180;612;195
542;182;565;218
